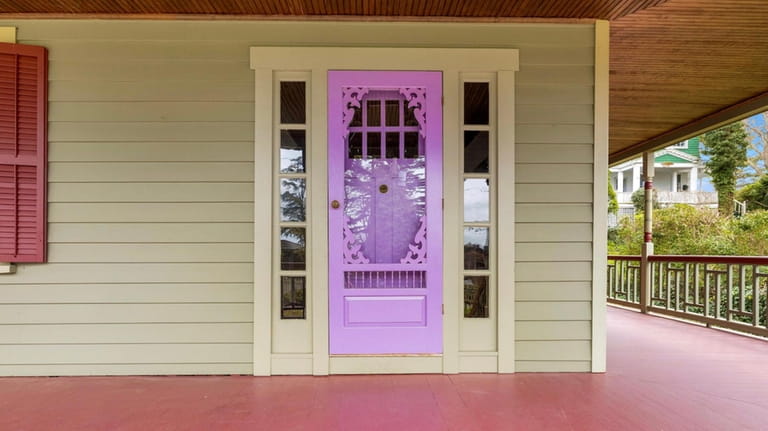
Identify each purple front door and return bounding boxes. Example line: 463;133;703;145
328;71;443;354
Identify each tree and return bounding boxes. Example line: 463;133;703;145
744;112;768;181
736;174;768;212
630;189;659;212
701;122;749;215
608;177;618;215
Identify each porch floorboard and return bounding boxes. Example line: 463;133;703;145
2;307;767;430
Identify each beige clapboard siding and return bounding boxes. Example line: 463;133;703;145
15;20;595;44
515;302;592;321
515;341;591;361
0;20;596;374
515;321;591;340
516;185;592;203
515;243;592;262
50;142;253;162
49;122;253;142
0;284;252;303
0;303;253;324
516;164;593;183
0;323;252;344
50;162;254;182
48;203;253;222
47;243;254;263
7;263;253;284
516;204;592;223
49;102;254;122
49;183;254;203
516;144;593;164
516;262;592;282
49;223;253;243
49;80;254;102
0;344;252;364
49;60;252;82
0;363;252;376
515;361;591;372
516;282;592;302
515;223;592;242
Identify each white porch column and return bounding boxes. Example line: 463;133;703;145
616;170;624;192
640;152;654;314
632;164;641;192
672;170;678;192
689;167;698;191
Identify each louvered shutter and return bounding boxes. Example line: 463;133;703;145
0;42;47;262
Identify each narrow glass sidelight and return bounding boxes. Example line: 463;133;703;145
276;78;310;320
464;276;489;318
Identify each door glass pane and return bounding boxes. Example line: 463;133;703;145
385;132;400;158
464;82;489;125
280;81;306;124
280;130;306;173
404;132;420;158
367;132;381;159
280;227;305;270
464;227;489;270
385;100;400;126
464;276;489;318
367;100;381;126
344;90;427;264
464;178;490;222
348;132;362;159
281;276;306;319
280;178;306;222
464;131;489;173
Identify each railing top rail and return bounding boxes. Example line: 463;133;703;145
649;255;768;265
607;255;641;261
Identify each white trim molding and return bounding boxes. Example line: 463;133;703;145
251;46;519;375
592;20;609;373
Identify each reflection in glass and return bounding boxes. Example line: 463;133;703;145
280;81;306;124
281;276;306;319
367;132;381;159
280;130;306;173
464;276;489;318
464;227;489;270
385;100;400;126
404;132;420;158
280;178;306;222
464;178;490;222
348;132;362;159
385;132;400;158
281;227;305;270
464;82;489;125
344;158;426;264
464;131;489;173
367;100;381;126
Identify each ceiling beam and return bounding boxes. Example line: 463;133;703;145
609;90;768;165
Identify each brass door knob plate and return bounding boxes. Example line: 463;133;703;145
331;200;340;209
379;184;389;194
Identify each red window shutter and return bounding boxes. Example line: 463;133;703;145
0;42;47;263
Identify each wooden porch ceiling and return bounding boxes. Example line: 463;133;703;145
1;0;766;164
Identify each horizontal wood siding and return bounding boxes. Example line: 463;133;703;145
515;23;594;371
0;20;595;375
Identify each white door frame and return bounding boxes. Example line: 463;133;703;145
250;47;519;375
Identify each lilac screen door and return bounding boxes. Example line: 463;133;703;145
328;71;443;354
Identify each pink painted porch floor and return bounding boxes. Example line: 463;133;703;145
2;307;768;430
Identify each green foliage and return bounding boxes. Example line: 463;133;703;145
608;177;618;215
609;205;768;256
630;189;659;212
701;122;749;215
736;174;768;212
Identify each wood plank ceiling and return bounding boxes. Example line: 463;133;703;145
0;0;766;163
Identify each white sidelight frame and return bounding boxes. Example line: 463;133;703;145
251;47;519;375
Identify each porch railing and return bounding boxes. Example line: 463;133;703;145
608;255;768;337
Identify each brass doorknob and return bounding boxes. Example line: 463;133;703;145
330;200;340;209
379;184;388;194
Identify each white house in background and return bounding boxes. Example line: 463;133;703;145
609;137;717;223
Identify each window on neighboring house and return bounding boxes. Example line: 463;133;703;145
0;42;48;263
671;140;688;149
